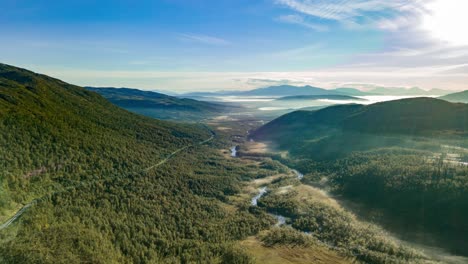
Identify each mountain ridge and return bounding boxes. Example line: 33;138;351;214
86;86;239;121
182;85;452;97
439;90;468;103
252;97;468;150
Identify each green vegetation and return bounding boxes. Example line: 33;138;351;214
87;87;240;121
0;64;272;263
0;63;209;212
256;182;429;263
254;98;468;141
1;63;464;263
259;227;318;248
299;150;468;255
240;234;351;264
253;98;468;256
1;146;273;263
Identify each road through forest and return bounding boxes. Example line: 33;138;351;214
0;128;215;231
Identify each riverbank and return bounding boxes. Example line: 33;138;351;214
211;117;461;263
233;140;442;263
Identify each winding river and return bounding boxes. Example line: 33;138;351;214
230;146;237;157
292;169;304;180
251;187;267;206
250;168;304;226
251;186;288;227
249;166;468;263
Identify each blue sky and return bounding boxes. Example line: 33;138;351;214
1;0;467;92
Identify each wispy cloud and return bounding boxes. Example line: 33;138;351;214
277;14;328;31
376;15;414;31
240;78;305;87
178;33;230;46
275;0;425;30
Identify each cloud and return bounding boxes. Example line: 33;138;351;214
439;64;468;75
275;0;426;30
38;62;467;93
242;78;306;87
178;33;230;46
277;14;328;32
349;43;468;70
274;0;468;81
376;15;414;31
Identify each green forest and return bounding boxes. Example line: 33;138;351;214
2;63;468;263
0;64;272;263
3;0;468;262
253;99;468;256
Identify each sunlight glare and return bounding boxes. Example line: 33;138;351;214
422;0;468;46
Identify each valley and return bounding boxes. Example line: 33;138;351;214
248;98;468;261
4;1;468;263
1;64;467;263
207;116;466;263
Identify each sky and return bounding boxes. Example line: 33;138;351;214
1;0;468;92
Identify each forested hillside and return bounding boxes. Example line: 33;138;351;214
252;98;468;256
0;63;210;210
254;98;468;139
0;64;269;263
86;87;238;121
342;98;468;133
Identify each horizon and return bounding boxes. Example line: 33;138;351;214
1;0;468;92
86;83;456;94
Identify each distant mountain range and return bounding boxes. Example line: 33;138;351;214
183;85;341;97
237;85;341;96
367;87;449;96
86;87;239;121
333;88;376;96
439;90;468;103
183;85;451;98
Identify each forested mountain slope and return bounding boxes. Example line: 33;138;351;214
0;64;268;263
0;63;210;206
254;98;468;141
252;97;468;256
86;87;237;121
253;98;468;158
342;98;468;133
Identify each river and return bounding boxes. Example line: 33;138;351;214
230;146;237;157
292;169;304;180
250;168;304;225
251;186;287;227
251;187;267;206
249;166;468;263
